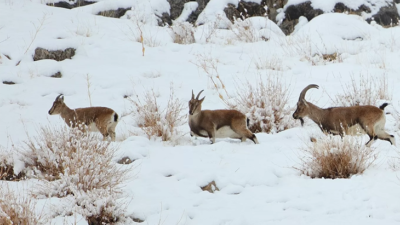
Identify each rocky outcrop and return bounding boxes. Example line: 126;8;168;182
280;1;323;35
49;0;95;9
368;3;400;27
187;0;211;24
97;8;131;18
168;0;190;20
33;47;76;61
224;0;267;22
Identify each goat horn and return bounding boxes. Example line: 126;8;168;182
56;94;63;100
299;84;319;101
196;90;204;100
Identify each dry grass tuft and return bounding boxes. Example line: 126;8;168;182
230;18;258;43
0;184;47;225
129;86;186;142
297;135;377;179
20;125;127;196
332;73;391;107
227;75;295;133
170;22;195;44
0;147;26;181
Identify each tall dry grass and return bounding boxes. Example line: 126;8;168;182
129;86;186;142
227;75;295;133
332;73;391;107
297;135;377;179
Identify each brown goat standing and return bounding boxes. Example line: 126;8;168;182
48;94;119;141
292;84;395;146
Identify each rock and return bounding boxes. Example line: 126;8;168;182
2;81;16;85
50;72;62;78
117;156;134;165
168;0;190;20
369;3;400;27
333;3;371;15
49;0;95;9
33;47;76;61
224;1;267;22
224;3;241;22
97;8;131;18
187;0;211;24
266;0;287;22
156;12;173;26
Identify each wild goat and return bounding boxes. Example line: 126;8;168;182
292;84;395;146
48;94;119;141
188;90;259;144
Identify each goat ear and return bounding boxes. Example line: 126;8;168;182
191;90;195;99
302;99;308;106
199;96;205;103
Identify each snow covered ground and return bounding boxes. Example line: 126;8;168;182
1;0;400;224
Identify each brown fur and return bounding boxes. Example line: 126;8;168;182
189;90;259;144
48;95;118;141
293;84;395;146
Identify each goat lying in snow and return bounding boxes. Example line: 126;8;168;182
48;94;119;141
292;84;395;146
188;90;259;144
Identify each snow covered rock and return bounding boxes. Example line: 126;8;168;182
33;47;76;62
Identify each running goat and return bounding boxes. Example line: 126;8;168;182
188;90;259;144
292;84;395;146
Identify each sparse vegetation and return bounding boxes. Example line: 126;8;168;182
227;75;295;133
297;135;377;179
0;184;47;225
18;124;131;223
170;22;195;44
129;86;186;142
332;73;391;106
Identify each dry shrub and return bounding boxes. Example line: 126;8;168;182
129;86;186;142
170;22;195;44
20;125;131;223
231;18;258;43
333;73;391;106
0;185;47;225
297;135;377;179
73;189;131;225
254;55;284;71
0;147;25;181
227;75;295;133
21;125;127;196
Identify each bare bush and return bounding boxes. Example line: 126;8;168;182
21;125;127;196
297;135;377;179
0;147;25;181
332;73;391;106
170;22;195;44
0;184;47;225
231;18;258;43
227;75;295;133
129;86;186;142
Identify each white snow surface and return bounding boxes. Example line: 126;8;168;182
1;0;400;224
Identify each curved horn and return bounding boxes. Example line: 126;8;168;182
299;84;319;101
196;90;204;100
56;94;63;100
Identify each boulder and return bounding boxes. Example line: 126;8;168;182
33;47;76;62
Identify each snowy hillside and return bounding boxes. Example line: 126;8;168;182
1;0;400;224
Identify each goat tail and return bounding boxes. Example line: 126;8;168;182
114;113;119;122
379;103;389;110
247;118;250;127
